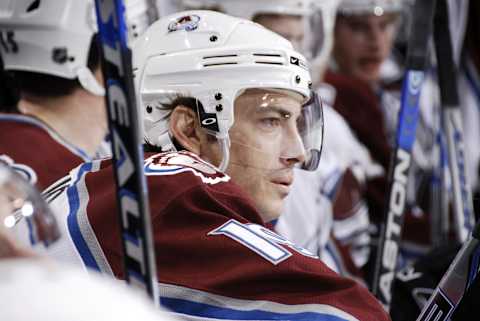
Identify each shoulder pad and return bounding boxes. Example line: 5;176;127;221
144;151;230;185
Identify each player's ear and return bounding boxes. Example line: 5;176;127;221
169;105;202;154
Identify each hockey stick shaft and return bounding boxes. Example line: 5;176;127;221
94;0;158;302
433;0;475;243
416;1;480;318
372;0;437;310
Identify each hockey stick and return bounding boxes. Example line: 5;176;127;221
94;0;158;301
415;1;479;318
371;0;437;311
416;222;480;320
433;0;475;243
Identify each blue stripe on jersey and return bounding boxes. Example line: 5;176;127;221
67;162;100;271
160;297;350;321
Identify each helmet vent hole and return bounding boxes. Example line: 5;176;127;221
252;53;281;57
255;61;283;66
26;0;40;13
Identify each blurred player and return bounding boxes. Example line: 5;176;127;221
0;0;153;190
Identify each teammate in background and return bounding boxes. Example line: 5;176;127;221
325;0;439;271
0;0;153;191
42;11;389;320
176;0;377;280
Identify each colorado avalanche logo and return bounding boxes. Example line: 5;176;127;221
144;151;230;185
168;15;201;33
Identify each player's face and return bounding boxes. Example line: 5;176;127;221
333;13;398;84
254;14;305;51
225;89;306;222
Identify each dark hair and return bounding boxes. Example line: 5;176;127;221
143;95;199;153
7;34;101;101
143;94;217;153
0;55;19;112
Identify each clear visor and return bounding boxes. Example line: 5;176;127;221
197;88;323;172
0;164;60;257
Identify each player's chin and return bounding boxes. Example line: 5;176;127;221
265;188;289;213
259;199;284;222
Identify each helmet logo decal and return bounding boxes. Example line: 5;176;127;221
201;118;217;126
290;56;308;71
168;15;201;33
197;101;220;133
52;47;69;64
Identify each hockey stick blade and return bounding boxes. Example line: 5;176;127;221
416;222;480;320
371;0;437;311
94;0;158;302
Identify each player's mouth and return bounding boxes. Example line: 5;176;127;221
358;57;382;71
270;174;293;196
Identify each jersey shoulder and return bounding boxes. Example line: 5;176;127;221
144;150;230;185
0;114;88;188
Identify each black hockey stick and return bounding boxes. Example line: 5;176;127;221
416;223;480;320
371;0;437;311
433;0;475;243
94;0;158;301
416;0;479;318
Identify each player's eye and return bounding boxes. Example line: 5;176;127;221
259;117;282;130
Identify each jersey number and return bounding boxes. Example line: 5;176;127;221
209;219;317;265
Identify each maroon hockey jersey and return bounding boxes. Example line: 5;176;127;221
0;113;90;191
59;150;390;321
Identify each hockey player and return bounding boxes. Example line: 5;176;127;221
324;0;442;269
174;0;376;279
0;0;153;191
42;11;389;320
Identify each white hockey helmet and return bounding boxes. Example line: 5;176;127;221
133;10;323;171
0;0;154;96
337;0;404;16
176;0;340;86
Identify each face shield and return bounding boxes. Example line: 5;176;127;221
196;88;323;173
0;164;60;257
303;0;339;84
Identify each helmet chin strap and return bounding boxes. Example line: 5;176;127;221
76;67;106;97
218;136;231;172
